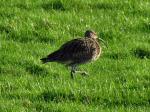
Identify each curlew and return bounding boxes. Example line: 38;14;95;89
40;30;105;78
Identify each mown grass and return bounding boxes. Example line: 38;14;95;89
0;0;150;111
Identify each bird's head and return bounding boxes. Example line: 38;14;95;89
84;30;108;48
84;30;98;39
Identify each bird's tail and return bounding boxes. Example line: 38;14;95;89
40;57;50;64
40;50;61;64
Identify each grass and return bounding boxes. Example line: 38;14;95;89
0;0;150;111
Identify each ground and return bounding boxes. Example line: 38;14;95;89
0;0;150;112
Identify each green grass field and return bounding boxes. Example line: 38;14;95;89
0;0;150;111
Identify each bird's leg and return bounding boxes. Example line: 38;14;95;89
70;65;77;79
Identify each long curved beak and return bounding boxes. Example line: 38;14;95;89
98;37;108;48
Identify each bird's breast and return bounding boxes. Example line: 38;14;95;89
91;40;101;61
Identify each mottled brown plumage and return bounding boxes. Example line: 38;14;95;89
41;30;101;78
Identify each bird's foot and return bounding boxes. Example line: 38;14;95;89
81;71;89;77
71;70;75;79
71;70;89;79
75;71;89;77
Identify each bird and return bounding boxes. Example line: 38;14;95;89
40;30;103;79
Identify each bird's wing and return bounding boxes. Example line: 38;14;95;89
59;38;94;61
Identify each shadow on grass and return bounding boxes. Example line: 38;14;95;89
35;103;62;112
41;1;121;11
1;82;18;94
32;31;56;44
37;90;150;106
133;48;150;59
40;91;76;103
0;17;56;44
0;25;13;34
127;9;150;17
99;31;122;42
15;3;31;10
24;61;49;76
0;12;15;19
41;1;65;11
0;52;49;76
140;22;150;33
105;52;128;60
3;29;56;44
13;60;49;76
3;89;150;107
127;21;150;34
90;2;118;10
